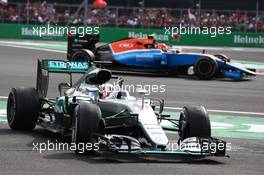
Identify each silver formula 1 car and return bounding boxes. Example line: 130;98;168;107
7;59;227;157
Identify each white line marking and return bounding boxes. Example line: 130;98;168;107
0;40;64;47
0;95;263;116
238;124;264;133
0;94;263;116
178;45;264;53
1;39;264;53
206;109;264;116
0;109;6;115
161;120;235;129
164;106;264;116
211;122;234;129
0;44;65;53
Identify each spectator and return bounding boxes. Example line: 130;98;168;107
0;2;263;32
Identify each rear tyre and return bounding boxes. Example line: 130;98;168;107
72;102;103;154
194;57;218;80
71;49;94;62
7;87;40;131
178;105;211;141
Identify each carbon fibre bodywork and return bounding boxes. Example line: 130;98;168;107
6;58;229;158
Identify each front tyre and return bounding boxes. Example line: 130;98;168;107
7;87;40;131
72;102;103;154
178;105;211;141
194;57;218;80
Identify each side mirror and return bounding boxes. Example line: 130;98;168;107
136;89;148;110
58;82;71;96
137;89;148;97
159;99;164;114
85;69;112;85
117;77;124;88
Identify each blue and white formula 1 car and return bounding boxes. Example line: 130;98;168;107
68;34;256;80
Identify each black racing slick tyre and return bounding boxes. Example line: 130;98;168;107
194;57;218;80
72;102;103;154
178;105;211;141
7;87;40;131
71;49;94;62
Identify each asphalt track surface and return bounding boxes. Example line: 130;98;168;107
0;44;264;175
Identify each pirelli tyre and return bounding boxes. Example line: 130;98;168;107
194;57;218;80
71;49;95;62
178;105;211;141
7;87;40;131
72;102;104;154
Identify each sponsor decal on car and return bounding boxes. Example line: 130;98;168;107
48;60;89;70
118;43;134;48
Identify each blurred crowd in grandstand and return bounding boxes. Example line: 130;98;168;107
0;1;263;32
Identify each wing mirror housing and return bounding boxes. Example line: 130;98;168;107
58;82;71;96
136;89;149;110
159;99;164;114
137;89;148;96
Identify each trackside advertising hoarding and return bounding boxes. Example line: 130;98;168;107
0;23;263;47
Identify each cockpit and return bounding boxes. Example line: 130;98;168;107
78;83;100;101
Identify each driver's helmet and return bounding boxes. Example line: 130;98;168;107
147;34;155;39
156;43;168;52
147;34;156;43
99;83;114;99
79;84;99;100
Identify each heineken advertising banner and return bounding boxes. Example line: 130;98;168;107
0;23;263;47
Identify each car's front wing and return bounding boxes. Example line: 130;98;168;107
97;135;228;158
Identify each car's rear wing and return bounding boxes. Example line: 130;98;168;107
36;59;90;98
